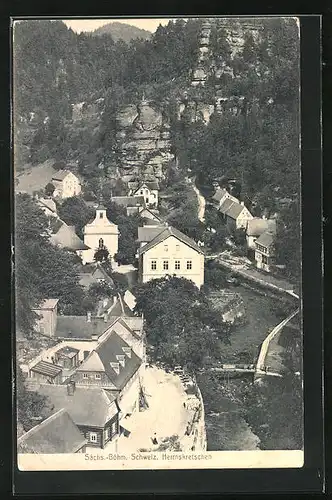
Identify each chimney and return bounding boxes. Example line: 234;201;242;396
87;311;92;322
67;380;76;396
103;313;108;323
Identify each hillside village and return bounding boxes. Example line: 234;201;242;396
15;18;302;454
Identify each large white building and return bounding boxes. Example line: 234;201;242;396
137;224;205;288
51;170;81;199
81;205;119;264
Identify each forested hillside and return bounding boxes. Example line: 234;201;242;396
92;21;152;42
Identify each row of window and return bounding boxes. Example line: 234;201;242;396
150;260;192;271
89;422;117;443
256;243;268;254
83;373;101;379
163;244;180;252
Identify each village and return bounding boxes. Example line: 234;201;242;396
15;18;301;455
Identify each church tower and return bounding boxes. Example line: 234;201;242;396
81;204;119;265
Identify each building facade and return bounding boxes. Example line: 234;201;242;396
51;170;81;199
81;205;119;264
254;231;275;272
138;225;205;288
32;299;59;337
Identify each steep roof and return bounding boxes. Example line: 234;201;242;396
111;196;145;208
212;188;228;203
78;264;115;289
219;198;246;220
50;224;90;251
17;409;87;454
246;218;276;237
36;385;118;427
55;316;116;339
138;225;204;256
255;231;275;249
91;332;142;390
108;294;136;318
137;225;166;243
51;170;75;181
30;360;62;378
133;180;159;192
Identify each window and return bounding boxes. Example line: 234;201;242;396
262;255;268;264
151;260;157;270
187;260;192;270
83;373;88;379
111;421;117;436
146;197;149;203
99;212;104;218
140;190;143;195
90;432;97;443
99;238;104;248
164;244;168;252
105;427;110;440
175;260;181;270
163;260;169;271
176;244;180;251
95;373;101;380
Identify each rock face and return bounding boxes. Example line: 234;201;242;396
116;98;173;181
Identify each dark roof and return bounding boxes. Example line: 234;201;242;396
55;316;116;339
51;170;75;181
212;188;228;202
218;198;246;219
56;346;79;359
88;332;142;391
17;409;87;454
255;231;275;248
30;360;62;378
36;385;118;427
107;294;136;318
137;225;166;242
138;225;204;256
133;181;159;192
139;207;163;222
50;224;90;251
111;196;145;208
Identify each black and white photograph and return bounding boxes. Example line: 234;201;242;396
13;16;303;470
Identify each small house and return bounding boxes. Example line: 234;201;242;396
36;383;120;449
17;408;88;454
246;218;277;250
51;170;81;199
128;180;159;208
218;198;253;230
50;223;90;258
254;231;275;273
53;346;80;370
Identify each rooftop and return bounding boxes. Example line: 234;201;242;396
138;225;204;256
35;384;118;427
137;225;166;243
55;315;116;340
33;299;59;311
79;332;142;391
30;360;63;378
17;409;87;454
51;169;76;181
255;231;275;248
50;224;90;251
246;218;276;237
219;198;246;220
111;196;145;208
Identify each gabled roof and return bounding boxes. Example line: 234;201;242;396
137;225;166;243
219;198;247;220
111;196;145;208
78;264;115;289
107;294;136;318
133;180;160;192
138;225;204;256
50;224;90;251
246;218;276;237
139;207;163;222
36;385;118;427
33;299;59;311
55;316;116;339
17;409;87;454
255;231;275;249
91;332;142;391
77;351;105;372
212;188;228;203
30;360;62;378
51;170;75;181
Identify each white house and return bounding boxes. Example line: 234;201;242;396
128;180;159;208
137;224;205;288
81;205;119;265
218;198;253;230
212;187;239;207
254;231;275;273
51;170;81;199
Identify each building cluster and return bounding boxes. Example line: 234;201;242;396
212;187;276;272
18;290;146;453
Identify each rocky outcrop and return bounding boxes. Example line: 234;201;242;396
116;99;173;181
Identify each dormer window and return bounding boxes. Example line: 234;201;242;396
110;362;120;375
